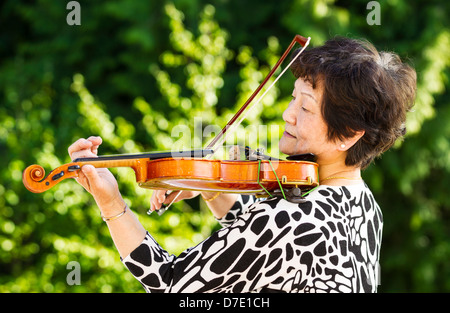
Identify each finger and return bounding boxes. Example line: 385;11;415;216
71;148;98;161
68;138;89;156
155;189;169;203
150;190;168;212
68;137;102;159
87;136;102;155
163;190;183;204
74;170;90;191
81;164;100;189
87;136;102;145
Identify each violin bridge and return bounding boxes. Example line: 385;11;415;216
228;145;243;160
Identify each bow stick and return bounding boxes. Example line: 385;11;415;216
206;35;310;154
156;35;311;215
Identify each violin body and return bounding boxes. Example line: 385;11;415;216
139;158;318;194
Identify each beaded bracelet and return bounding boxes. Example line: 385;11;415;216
101;204;128;222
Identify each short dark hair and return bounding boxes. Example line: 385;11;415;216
290;37;417;169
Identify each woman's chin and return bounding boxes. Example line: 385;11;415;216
279;140;296;156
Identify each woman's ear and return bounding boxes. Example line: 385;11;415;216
338;130;365;151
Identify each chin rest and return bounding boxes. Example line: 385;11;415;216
286;153;317;162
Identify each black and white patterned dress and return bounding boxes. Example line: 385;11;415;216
121;183;383;293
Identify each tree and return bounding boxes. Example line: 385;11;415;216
0;0;449;292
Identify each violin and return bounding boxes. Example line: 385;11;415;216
22;35;317;203
23;147;318;201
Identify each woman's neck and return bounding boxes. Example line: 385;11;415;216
318;160;362;186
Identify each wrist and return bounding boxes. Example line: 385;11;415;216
101;204;128;222
97;194;126;217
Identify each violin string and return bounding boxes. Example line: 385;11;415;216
208;37;311;157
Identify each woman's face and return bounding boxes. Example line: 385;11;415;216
279;77;338;163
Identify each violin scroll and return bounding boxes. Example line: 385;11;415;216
22;150;213;194
27;165;46;182
23;163;81;193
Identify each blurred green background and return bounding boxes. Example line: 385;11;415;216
0;0;449;292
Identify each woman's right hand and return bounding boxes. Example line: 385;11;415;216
150;189;237;219
150;190;200;213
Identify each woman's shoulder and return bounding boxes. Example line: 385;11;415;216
251;182;380;219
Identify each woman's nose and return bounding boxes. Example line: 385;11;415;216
282;102;297;125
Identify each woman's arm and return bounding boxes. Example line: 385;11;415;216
68;137;240;257
214;194;257;227
200;192;238;219
121;198;283;293
80;164;147;258
150;190;238;219
68;137;146;258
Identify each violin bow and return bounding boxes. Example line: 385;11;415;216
157;35;311;215
205;35;311;155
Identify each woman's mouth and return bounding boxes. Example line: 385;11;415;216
283;131;296;139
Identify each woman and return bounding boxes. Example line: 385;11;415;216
68;37;416;292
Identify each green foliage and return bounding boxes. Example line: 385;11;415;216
0;0;449;292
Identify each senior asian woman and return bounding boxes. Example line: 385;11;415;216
68;37;416;293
